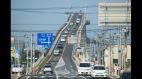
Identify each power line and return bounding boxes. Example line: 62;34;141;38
11;24;99;25
11;5;98;11
11;28;121;32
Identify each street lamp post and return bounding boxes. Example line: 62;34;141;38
26;36;30;75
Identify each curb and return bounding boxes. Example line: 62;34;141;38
17;75;24;79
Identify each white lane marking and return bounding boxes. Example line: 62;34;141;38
64;76;68;77
49;76;53;77
80;76;87;79
55;57;65;68
55;71;59;79
110;77;113;78
41;76;46;78
65;68;70;74
33;76;38;77
26;76;30;79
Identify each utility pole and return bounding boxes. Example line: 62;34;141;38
33;43;35;69
118;27;122;67
26;37;29;75
124;27;127;71
109;27;112;74
30;34;33;74
18;32;20;66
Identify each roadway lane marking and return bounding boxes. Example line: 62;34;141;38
49;76;53;77
26;76;30;79
55;71;59;79
81;76;87;79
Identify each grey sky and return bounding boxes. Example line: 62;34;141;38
11;0;130;47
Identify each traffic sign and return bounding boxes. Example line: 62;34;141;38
11;47;14;54
37;33;53;48
118;50;121;53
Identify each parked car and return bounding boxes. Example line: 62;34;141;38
43;63;53;74
90;65;107;79
119;71;131;79
11;64;24;74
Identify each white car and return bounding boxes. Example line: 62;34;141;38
11;64;24;73
60;37;65;42
43;63;53;74
77;62;91;76
64;30;68;34
62;34;67;37
91;65;107;79
76;18;80;24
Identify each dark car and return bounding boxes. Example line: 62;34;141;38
119;71;131;79
59;49;62;53
57;44;63;49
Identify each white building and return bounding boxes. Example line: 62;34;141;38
104;44;131;69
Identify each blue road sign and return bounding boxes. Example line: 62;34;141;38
37;33;53;48
118;50;121;53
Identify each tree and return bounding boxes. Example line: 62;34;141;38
21;50;42;63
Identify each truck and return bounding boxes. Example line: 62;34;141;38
53;49;59;56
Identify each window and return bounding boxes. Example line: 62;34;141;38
94;66;105;70
127;59;131;66
80;63;90;67
113;59;118;64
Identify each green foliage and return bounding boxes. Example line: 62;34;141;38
21;50;42;62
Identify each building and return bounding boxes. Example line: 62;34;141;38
11;36;25;63
104;44;131;70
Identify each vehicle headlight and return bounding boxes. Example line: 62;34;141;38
104;71;107;73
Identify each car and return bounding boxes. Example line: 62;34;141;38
67;28;70;31
43;63;53;74
77;62;91;76
60;37;66;42
70;22;74;26
119;71;131;79
73;27;76;30
57;44;63;49
11;64;24;74
71;33;75;35
64;30;68;34
90;65;107;79
76;18;80;24
59;48;62;53
62;34;67;37
53;49;60;55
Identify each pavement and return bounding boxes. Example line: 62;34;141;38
107;74;120;79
